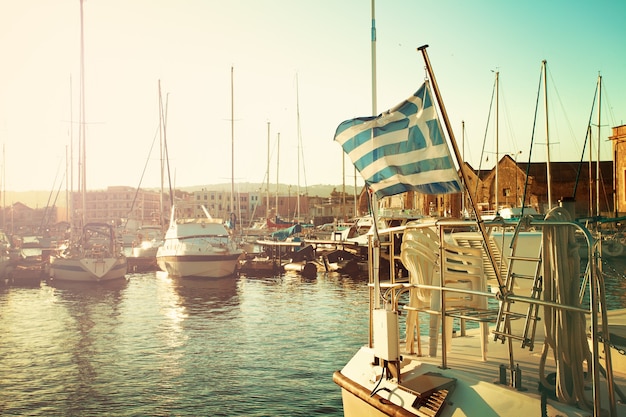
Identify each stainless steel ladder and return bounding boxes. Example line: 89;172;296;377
492;222;544;351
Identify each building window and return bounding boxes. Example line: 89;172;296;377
503;188;511;197
623;169;626;202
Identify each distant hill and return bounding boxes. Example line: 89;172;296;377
4;183;360;208
3;191;61;209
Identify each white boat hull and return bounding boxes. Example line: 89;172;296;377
335;217;626;417
157;203;243;279
50;256;127;282
156;253;241;278
336;341;624;417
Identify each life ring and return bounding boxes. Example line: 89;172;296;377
602;239;624;257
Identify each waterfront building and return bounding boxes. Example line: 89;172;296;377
1;202;59;235
609;124;626;217
70;186;172;227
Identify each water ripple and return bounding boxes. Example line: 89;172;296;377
0;272;368;416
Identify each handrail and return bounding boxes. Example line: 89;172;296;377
367;215;614;416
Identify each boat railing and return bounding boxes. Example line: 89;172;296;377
367;213;617;414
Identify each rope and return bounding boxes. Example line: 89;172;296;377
539;207;592;409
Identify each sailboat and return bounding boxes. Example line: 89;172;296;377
126;81;170;272
572;74;626;258
332;45;625;417
49;0;127;283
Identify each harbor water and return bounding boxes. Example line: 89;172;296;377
0;271;369;416
1;256;625;416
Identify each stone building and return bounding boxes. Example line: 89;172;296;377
367;150;617;220
609;124;626;217
446;156;614;219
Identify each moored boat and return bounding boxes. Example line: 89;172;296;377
335;214;626;416
332;45;625;417
127;225;164;272
49;223;127;283
156;203;243;278
243;238;318;278
266;216;298;230
48;1;127;284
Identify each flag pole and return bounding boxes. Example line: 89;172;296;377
370;0;381;314
417;44;506;296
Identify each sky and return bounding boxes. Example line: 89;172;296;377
1;0;625;194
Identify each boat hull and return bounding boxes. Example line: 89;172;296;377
127;255;159;273
156;253;241;278
336;345;602;417
127;245;160;272
50;256;127;282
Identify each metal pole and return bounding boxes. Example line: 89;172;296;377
266;122;270;219
231;66;235;228
495;71;499;213
418;44;505;294
597;74;601;217
543;60;553;210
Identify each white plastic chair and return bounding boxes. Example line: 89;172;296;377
401;225;489;359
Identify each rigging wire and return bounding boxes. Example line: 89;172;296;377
40;157;65;231
546;67;582;160
474;75;497;201
572;83;598;198
519;67;544;211
499;79;522;158
123;123;160;224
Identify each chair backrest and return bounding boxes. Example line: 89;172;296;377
440;241;486;309
450;231;506;287
401;226;439;303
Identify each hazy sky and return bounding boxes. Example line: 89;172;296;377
1;0;625;193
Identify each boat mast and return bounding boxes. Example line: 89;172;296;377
589;124;594;217
1;144;4;230
158;80;164;226
342;146;346;221
461;120;465;215
495;71;499;212
79;0;86;228
276;132;279;217
596;74;602;217
295;73;301;221
231;66;235;228
353;160;357;217
543;60;553;210
266;122;270;219
68;75;73;228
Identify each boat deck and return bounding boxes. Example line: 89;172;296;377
338;309;626;416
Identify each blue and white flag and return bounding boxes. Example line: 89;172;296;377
334;82;462;198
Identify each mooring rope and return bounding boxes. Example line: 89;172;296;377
539;206;593;409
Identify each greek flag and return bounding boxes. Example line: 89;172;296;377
334;82;462;198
